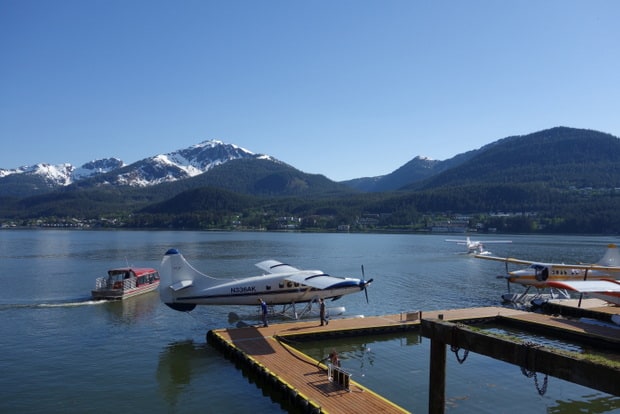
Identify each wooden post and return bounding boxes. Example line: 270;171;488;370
428;337;446;414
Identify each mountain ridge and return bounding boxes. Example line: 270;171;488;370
2;126;619;200
0;140;271;197
0;135;479;196
3;126;620;234
405;126;620;191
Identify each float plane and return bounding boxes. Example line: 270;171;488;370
475;243;620;304
159;249;373;318
446;236;512;255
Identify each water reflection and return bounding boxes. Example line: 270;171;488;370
294;332;422;380
550;395;620;414
101;291;160;324
156;340;208;408
293;331;620;413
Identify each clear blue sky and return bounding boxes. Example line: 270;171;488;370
1;1;619;181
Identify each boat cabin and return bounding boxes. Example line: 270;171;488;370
92;267;160;300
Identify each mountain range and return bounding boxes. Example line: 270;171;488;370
0;141;276;197
0;134;494;197
2;126;620;232
3;126;619;197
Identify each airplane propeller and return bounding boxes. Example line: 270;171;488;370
360;265;374;303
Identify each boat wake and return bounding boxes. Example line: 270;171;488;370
37;299;108;308
0;298;107;311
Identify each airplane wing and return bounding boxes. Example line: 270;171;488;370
255;260;301;274
477;244;620;268
283;272;349;290
475;254;620;272
546;280;620;293
446;239;511;244
256;260;363;290
474;255;535;265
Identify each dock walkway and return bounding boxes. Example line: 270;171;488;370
207;303;619;413
207;307;523;413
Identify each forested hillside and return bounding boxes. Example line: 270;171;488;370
2;127;620;234
407;127;620;190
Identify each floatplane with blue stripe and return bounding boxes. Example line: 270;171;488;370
158;248;373;319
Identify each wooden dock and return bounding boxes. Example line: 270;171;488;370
207;303;620;413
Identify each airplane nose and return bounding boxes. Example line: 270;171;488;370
360;278;373;303
361;278;374;287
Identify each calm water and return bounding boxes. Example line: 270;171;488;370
0;230;618;413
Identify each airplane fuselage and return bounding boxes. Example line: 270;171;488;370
508;265;620;288
173;272;363;306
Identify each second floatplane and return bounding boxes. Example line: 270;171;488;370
476;243;620;305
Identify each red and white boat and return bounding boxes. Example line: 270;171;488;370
92;267;160;300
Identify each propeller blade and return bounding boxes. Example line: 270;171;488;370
361;265;368;303
361;275;374;304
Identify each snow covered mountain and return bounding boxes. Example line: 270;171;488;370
108;140;272;187
0;158;124;184
0;163;75;185
72;158;125;181
0;140;273;197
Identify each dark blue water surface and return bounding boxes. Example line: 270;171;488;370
0;230;618;413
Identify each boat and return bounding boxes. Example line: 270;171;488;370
92;267;160;300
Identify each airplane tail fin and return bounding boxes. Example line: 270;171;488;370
159;248;213;312
596;244;620;267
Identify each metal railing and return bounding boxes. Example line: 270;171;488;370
94;277;136;291
327;363;351;391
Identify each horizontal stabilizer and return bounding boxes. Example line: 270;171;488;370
170;280;193;291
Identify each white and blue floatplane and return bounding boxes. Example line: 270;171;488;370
158;248;373;319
